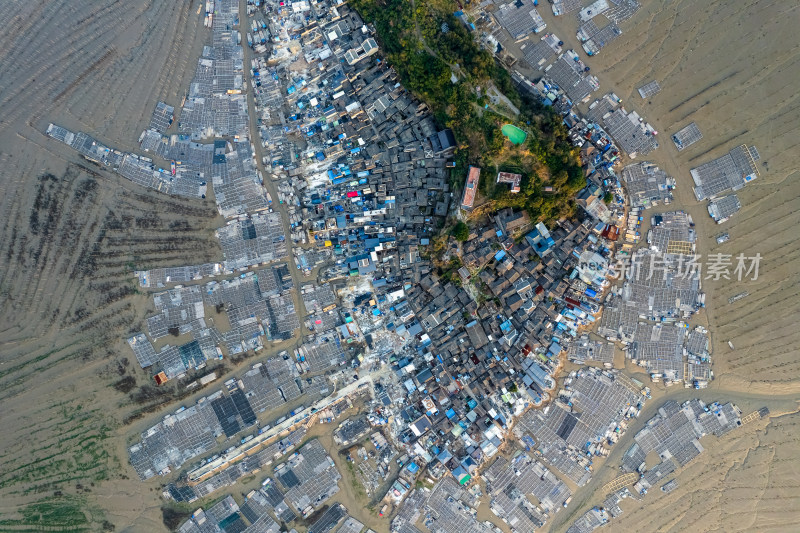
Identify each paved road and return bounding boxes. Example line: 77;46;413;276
187;365;391;482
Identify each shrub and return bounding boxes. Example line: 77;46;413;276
451;221;469;241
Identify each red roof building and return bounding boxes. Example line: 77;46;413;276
461;166;481;210
496;171;522;193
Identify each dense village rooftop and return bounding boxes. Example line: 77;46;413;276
39;0;761;531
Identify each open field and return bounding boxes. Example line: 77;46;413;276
0;0;222;530
555;0;800;391
526;0;800;531
507;0;800;392
607;409;800;533
543;387;800;533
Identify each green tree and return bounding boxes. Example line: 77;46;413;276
451;221;469;241
351;0;586;227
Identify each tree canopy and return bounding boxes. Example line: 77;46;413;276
450;221;470;241
351;0;585;225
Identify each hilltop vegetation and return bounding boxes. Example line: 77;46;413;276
350;0;584;223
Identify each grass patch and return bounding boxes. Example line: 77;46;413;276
345;461;367;498
0;495;92;530
162;505;193;531
112;375;136;394
0;407;113;495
